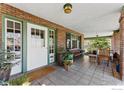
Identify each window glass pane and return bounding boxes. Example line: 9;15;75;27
31;28;35;37
36;29;39;36
15;22;20;30
7;38;14;51
15;32;21;51
15;30;20;33
7;29;13;33
72;40;77;48
7;29;14;40
7;20;13;28
40;30;44;39
66;33;71;49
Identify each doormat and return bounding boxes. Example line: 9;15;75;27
27;66;56;82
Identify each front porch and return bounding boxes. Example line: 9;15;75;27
30;56;123;85
1;3;124;86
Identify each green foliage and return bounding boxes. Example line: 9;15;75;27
63;51;73;60
90;37;110;49
63;51;73;66
63;60;72;66
91;37;110;49
0;49;15;68
9;74;28;85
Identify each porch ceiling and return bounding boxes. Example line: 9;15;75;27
9;3;123;37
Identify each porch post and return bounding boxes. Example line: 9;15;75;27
120;6;124;80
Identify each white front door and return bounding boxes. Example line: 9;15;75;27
27;23;48;71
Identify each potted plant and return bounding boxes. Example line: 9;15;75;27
63;60;72;71
63;51;73;71
0;49;15;85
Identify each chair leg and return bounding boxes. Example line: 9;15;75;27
107;60;109;66
97;58;100;65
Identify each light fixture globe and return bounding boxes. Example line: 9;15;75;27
63;3;72;14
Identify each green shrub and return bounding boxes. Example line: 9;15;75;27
9;74;28;85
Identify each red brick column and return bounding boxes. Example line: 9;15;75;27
120;13;124;80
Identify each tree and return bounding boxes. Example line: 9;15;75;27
91;36;110;49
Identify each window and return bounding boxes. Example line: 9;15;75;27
66;33;81;49
72;40;77;48
66;33;71;49
40;30;44;39
31;28;45;47
49;30;54;53
36;29;39;36
6;19;22;59
15;22;20;30
7;20;13;28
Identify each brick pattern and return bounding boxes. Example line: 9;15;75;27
0;5;2;48
112;31;120;54
0;4;84;50
120;13;124;80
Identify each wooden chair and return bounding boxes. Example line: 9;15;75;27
97;48;110;66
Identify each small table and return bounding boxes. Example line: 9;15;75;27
88;54;97;63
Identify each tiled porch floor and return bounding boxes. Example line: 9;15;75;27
31;56;124;85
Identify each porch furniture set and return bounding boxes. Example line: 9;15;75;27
88;48;120;79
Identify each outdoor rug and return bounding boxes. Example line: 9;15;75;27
27;66;56;82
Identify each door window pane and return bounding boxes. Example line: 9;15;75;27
7;38;14;51
7;20;13;28
15;32;21;51
36;29;39;36
31;28;45;47
15;30;20;33
7;29;13;33
31;28;35;38
40;30;44;39
15;22;20;30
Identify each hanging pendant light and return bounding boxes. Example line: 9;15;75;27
63;3;72;14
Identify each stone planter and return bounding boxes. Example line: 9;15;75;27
64;64;68;71
0;63;12;85
64;64;71;71
0;63;12;81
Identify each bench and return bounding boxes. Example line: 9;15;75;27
69;49;83;57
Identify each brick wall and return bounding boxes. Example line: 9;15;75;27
0;3;84;50
0;5;2;47
112;31;120;54
57;29;84;49
119;13;124;80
